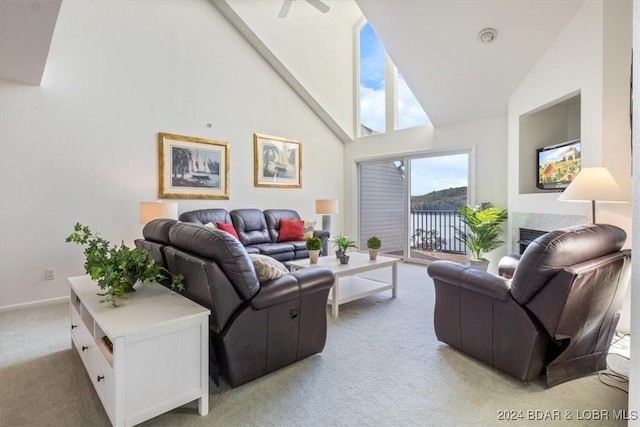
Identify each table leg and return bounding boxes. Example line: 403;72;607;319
332;278;339;317
198;317;209;416
392;261;398;298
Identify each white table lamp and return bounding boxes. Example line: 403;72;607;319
315;199;338;233
139;201;178;224
558;167;628;223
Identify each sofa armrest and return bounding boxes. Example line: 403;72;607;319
427;260;512;302
251;267;334;309
498;254;521;279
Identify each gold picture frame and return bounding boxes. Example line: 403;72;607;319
253;133;302;188
158;132;230;199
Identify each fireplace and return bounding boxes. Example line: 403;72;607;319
518;228;547;254
510;212;587;256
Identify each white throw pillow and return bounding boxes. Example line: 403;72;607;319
203;222;217;229
303;220;316;240
248;254;289;282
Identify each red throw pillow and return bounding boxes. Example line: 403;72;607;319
278;219;304;242
216;222;239;239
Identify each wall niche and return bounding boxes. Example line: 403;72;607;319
518;91;581;194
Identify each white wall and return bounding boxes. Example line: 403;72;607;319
0;0;344;309
508;0;632;230
343;116;508;268
508;0;633;332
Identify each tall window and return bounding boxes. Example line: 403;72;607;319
359;23;385;134
397;72;430;130
358;22;430;136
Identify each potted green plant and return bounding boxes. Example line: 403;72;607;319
454;203;508;271
332;235;357;264
305;236;322;264
66;223;183;307
366;236;382;260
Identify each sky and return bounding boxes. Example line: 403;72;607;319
359;23;430;132
360;22;465;195
410;154;469;196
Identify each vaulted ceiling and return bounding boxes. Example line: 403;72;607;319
356;0;584;127
1;0;584;129
0;0;61;85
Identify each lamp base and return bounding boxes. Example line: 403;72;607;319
322;215;331;233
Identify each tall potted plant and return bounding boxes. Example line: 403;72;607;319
66;223;183;306
454;203;508;271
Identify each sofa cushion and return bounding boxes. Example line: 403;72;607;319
179;208;231;225
290;241;307;252
217;222;239;239
230;209;272;246
248;254;289;282
244;246;261;254
278;219;304;242
252;242;295;255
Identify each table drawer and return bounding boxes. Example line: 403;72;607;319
91;349;115;421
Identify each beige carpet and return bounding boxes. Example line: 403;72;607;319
0;263;629;426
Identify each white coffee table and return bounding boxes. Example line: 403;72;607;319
288;252;398;317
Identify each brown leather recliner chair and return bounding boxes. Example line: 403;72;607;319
162;222;335;387
427;224;631;387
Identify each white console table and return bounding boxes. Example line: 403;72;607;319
68;275;210;426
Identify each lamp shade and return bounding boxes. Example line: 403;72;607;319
558;167;627;203
315;199;338;215
139;201;178;224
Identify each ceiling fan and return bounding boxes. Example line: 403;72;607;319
278;0;330;18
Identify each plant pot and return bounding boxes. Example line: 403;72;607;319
309;249;320;264
335;250;344;258
338;255;350;265
125;279;138;293
468;259;489;272
369;249;378;260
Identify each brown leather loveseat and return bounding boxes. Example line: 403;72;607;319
136;219;335;387
427;224;631;387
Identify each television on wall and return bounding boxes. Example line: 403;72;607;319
536;139;581;190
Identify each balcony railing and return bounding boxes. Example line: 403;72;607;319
410;210;466;254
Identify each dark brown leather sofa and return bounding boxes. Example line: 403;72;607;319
135;219;335;387
427;224;631;387
178;208;330;260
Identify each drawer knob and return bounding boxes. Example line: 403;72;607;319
71;324;78;329
82;345;88;351
97;375;104;382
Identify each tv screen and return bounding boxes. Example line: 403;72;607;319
536;139;581;190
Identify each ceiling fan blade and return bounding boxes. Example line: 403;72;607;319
278;0;293;18
305;0;330;14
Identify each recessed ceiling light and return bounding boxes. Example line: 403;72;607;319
478;28;497;44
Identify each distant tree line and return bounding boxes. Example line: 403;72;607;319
410;186;467;211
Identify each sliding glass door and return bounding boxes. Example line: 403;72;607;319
359;151;470;261
359;160;406;257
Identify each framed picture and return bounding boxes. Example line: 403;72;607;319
158;132;230;199
254;133;302;188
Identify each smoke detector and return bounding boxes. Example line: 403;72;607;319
478;28;497;44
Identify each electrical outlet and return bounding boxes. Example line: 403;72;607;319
45;268;55;280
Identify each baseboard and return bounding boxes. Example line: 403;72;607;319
0;296;69;312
